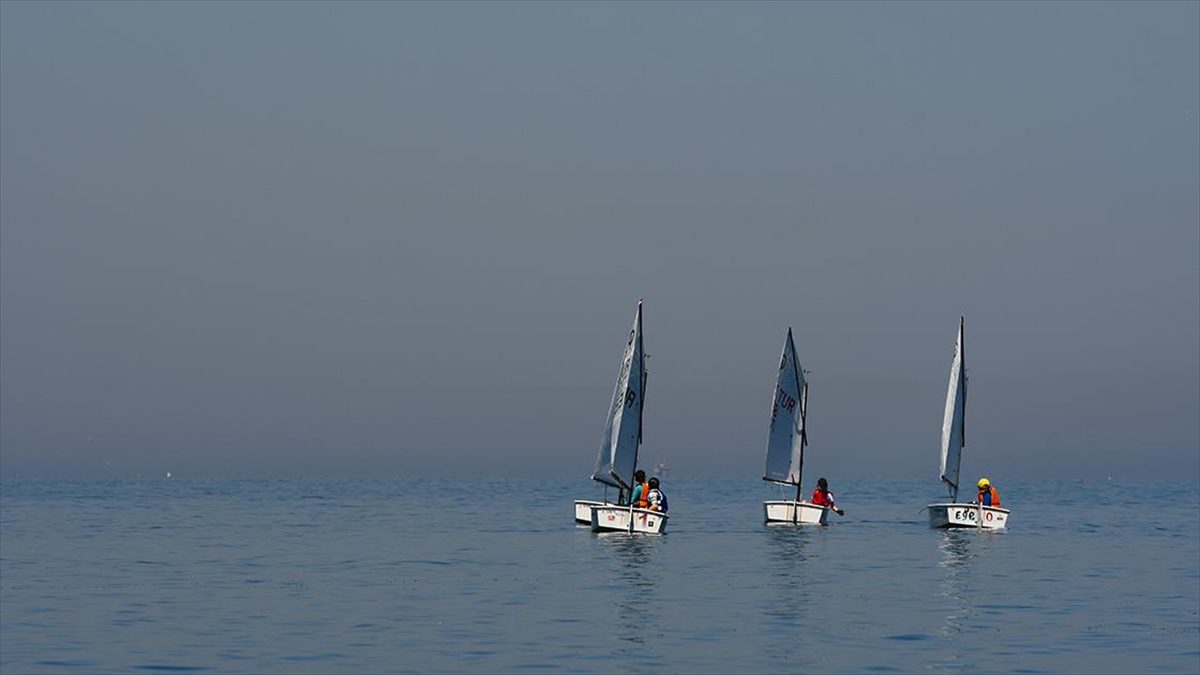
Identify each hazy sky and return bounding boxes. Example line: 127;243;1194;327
2;1;1197;481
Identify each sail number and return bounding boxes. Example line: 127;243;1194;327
610;350;637;414
770;387;797;425
775;389;797;413
951;509;996;522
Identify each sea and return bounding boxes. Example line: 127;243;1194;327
1;477;1197;674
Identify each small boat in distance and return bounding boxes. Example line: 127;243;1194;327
572;301;668;534
926;317;1011;529
762;328;833;525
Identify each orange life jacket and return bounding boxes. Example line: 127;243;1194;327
977;486;1001;508
633;482;650;508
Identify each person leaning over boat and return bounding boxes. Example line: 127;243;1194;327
628;470;649;508
811;477;845;516
975;478;1001;508
646;477;668;512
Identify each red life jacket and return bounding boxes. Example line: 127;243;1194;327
977;486;1001;508
811;488;834;507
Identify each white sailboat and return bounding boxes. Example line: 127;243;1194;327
926;317;1010;529
572;301;668;534
762;328;833;524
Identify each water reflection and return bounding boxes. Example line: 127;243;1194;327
936;530;975;636
598;534;662;644
765;525;816;570
938;529;976;568
761;526;816;648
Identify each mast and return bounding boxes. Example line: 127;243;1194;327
794;359;808;503
631;299;645;487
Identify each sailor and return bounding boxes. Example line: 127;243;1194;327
811;477;845;516
975;478;1001;508
646;477;668;512
628;470;649;508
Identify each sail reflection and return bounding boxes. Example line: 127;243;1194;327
598;534;662;644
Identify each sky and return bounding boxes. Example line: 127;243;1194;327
1;1;1197;481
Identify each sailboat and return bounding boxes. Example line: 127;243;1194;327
762;328;831;524
926;317;1010;529
572;300;668;534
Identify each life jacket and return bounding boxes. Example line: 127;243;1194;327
633;482;650;508
811;488;834;507
648;488;667;512
977;486;1001;508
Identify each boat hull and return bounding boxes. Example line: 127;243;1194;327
927;502;1010;529
573;499;608;524
763;500;829;524
590;505;668;534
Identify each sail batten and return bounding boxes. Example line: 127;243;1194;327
591;302;645;491
938;317;966;502
763;328;808;486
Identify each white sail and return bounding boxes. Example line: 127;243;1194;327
938;317;966;501
591;301;645;491
763;328;807;485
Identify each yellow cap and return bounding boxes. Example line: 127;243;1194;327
977;477;990;488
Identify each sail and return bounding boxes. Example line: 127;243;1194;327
764;328;807;485
938;317;966;501
591;301;645;490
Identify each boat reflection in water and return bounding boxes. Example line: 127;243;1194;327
598;534;663;645
937;529;974;636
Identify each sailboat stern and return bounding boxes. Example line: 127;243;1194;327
927;502;1009;529
763;500;829;525
589;505;668;534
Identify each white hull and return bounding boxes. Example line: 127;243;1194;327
574;499;608;524
763;500;829;524
590;505;668;534
927;502;1010;529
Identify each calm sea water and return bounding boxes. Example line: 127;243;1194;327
1;477;1197;674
